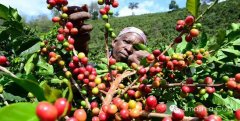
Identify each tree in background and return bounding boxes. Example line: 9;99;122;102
201;0;218;5
114;11;119;17
27;14;53;33
169;0;179;11
128;2;139;15
89;2;99;20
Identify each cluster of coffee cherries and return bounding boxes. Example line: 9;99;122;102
174;15;201;43
133;48;209;77
39;42;67;67
46;0;68;9
224;73;240;98
180;77;217;97
98;0;119;38
0;55;9;67
66;52;104;96
36;98;71;121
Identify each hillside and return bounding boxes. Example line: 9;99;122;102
87;0;240;62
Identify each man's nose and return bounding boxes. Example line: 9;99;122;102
125;44;133;54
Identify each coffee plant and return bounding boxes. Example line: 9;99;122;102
0;0;240;121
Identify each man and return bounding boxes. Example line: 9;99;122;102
111;27;149;64
68;6;149;64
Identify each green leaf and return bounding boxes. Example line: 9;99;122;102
232;38;240;47
221;48;240;57
0;4;9;20
198;32;208;48
20;42;41;56
9;6;21;21
133;43;151;52
167;45;174;56
212;93;230;108
24;54;37;75
227;97;240;110
37;56;54;75
0;102;38;121
2;91;27;102
230;23;240;31
176;36;187;53
186;0;200;17
40;81;62;103
1;73;45;101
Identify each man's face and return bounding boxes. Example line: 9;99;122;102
112;32;144;62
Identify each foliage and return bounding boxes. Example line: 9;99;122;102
0;0;240;121
87;0;240;63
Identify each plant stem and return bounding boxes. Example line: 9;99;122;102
100;70;136;112
131;83;224;89
117;78;138;98
0;94;9;106
0;66;17;78
195;0;219;22
141;111;200;121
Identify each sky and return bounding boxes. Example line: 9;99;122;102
0;0;187;21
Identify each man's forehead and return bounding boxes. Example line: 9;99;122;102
119;32;142;40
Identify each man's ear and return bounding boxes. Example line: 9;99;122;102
112;38;118;47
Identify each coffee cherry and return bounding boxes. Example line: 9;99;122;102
74;109;87;121
109;58;116;65
36;102;58;121
185;34;193;42
81;57;88;65
92;87;99;95
128;100;137;109
235;109;240;120
105;23;111;29
162;117;172;121
182;86;191;93
138;68;146;75
66;22;73;30
112;1;119;8
66;117;78;121
104;5;110;12
194;105;208;118
54;98;71;117
99;8;106;15
57;34;65;42
185;15;195;25
152;49;161;57
61;13;68;19
0;56;7;65
177;20;185;26
52;16;60;23
98;112;107;121
235;73;240;83
90;101;98;109
174;36;182;43
204;77;213;84
172;108;185;120
129;108;140;118
176;25;184;32
204;115;222;121
98;0;104;5
190;29;199;37
120;109;129;119
226;80;237;89
155;103;167;113
68;38;75;44
158;55;166;62
92;107;100;116
107;104;118;115
146;96;157;109
70;28;78;35
92;116;100;121
206;87;215;94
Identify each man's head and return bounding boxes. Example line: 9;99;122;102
111;27;147;63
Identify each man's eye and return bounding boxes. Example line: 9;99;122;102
123;40;131;44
